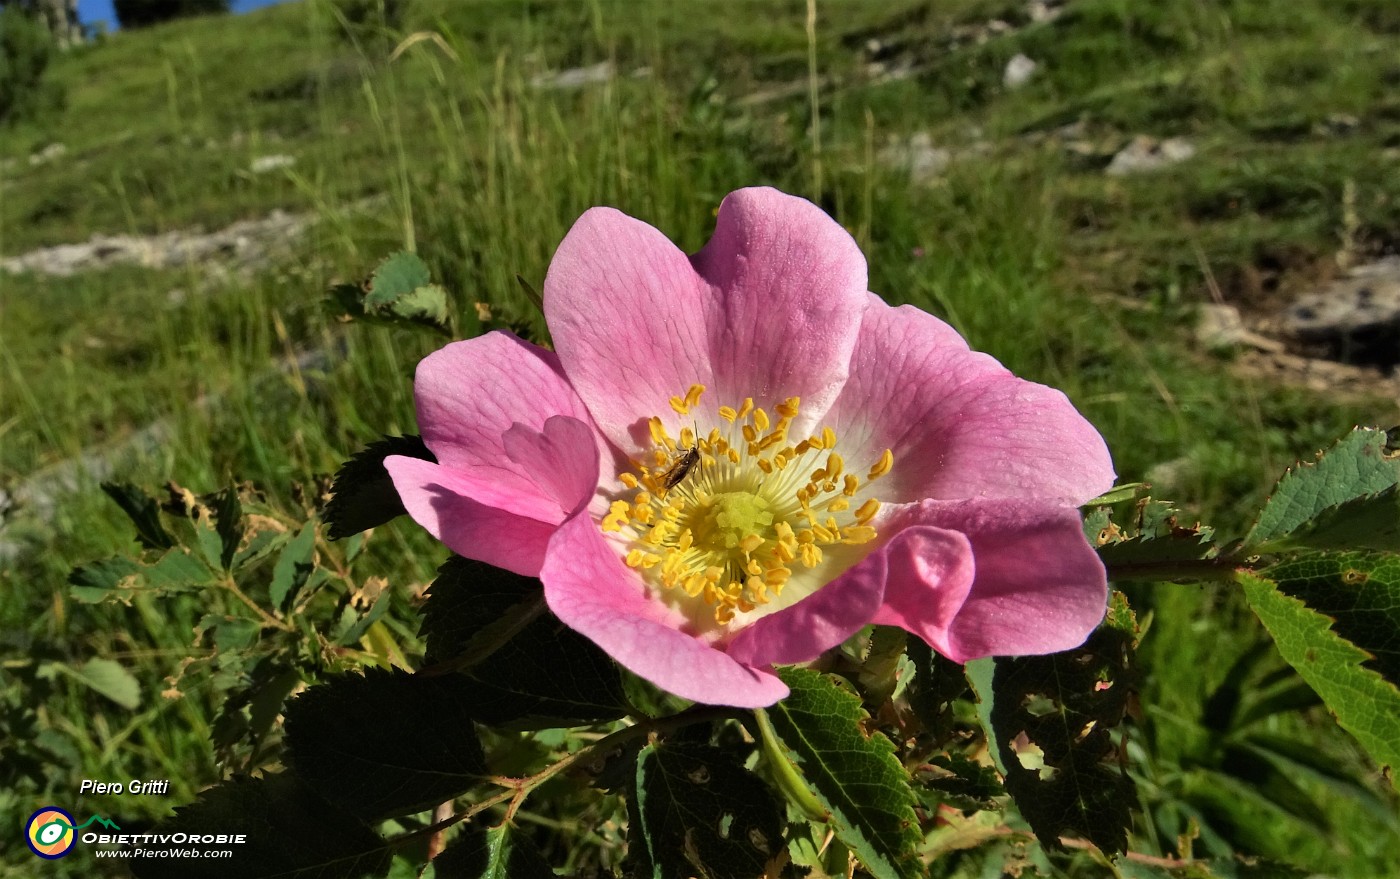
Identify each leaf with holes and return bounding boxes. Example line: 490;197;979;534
630;742;785;879
984;599;1138;854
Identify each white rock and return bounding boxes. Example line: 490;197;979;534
249;154;296;174
1003;53;1038;89
1105;135;1196;175
877;132;951;183
530;61;614;90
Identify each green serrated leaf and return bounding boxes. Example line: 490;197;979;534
905;639;970;745
284;668;486;821
1266;552;1400;687
325;436;436;540
1247;428;1400;548
68;550;214;603
431;824;555;879
364;252;432;309
763;668;921;879
1269;485;1400;553
632;742;785;879
129;774;392;879
270;520;317;611
986;621;1138;855
101;482;174;549
387;283;450;326
39;658;141;709
214;487;244;571
916;752;1004;812
419;557;628;729
1241;570;1400;785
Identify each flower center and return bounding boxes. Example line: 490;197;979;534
600;384;894;629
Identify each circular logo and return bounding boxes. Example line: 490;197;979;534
25;807;76;859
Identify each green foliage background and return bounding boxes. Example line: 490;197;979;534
1;0;1398;876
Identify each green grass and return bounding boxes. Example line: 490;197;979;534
2;0;1398;875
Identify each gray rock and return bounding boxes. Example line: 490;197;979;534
1197;302;1284;353
877;132;951;183
1;210;308;278
249;154;296;174
1003;53;1038;89
530;61;614;90
1105;135;1195;175
1284;257;1400;367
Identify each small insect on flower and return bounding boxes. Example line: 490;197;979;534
660;442;701;492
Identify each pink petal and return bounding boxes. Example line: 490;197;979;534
885;499;1108;661
544;188;869;449
413;331;602;504
689;188;870;434
542;513;790;708
868;526;976;658
383;456;557;576
725;551;890;667
501;415;601;516
826;298;1114;505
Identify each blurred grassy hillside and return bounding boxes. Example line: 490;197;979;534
1;0;1397;875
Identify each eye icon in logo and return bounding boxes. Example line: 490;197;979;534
26;807;76;859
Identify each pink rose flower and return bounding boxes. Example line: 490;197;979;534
385;187;1114;708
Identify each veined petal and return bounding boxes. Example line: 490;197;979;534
825;298;1114;505
501;415;602;516
689;187;869;435
542;513;790;708
414;331;602;494
384;456;557;576
884;499;1109;661
545;188;868;450
868;525;976;658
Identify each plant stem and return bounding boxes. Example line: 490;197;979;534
387;704;740;850
1104;556;1242;584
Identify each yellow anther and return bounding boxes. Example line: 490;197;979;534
795;439;812;455
727;448;740;464
739;534;764;554
677;529;694;552
742;424;757;443
753;408;770;432
620;472;640;489
719;406;737;422
811;524;835;542
843;525;877;544
800;543;822;567
776;397;800;418
855;498;881;524
685;384;705;409
796;529;815;544
757;459;773;474
626;549;646;568
648;417;667;446
745;558;763;576
807;432;825;451
825;497;850;512
669;395;689;415
825;453;844;480
843;474;860;496
869;449;894;480
737;398;755;420
821;427;837;449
